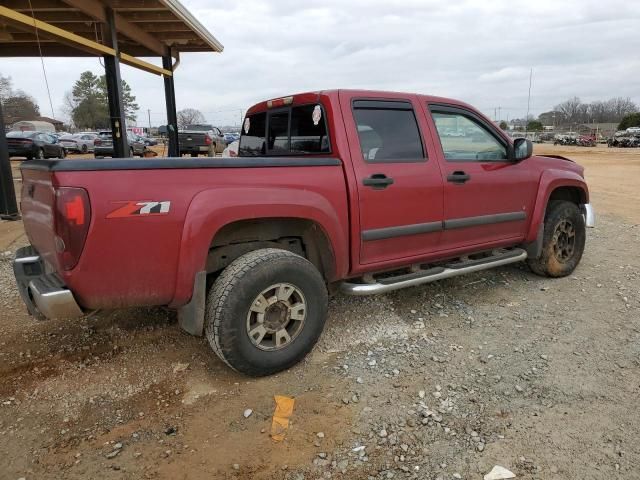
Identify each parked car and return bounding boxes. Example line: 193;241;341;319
180;124;226;155
93;131;146;157
6;130;66;159
59;132;99;153
13;89;594;377
223;132;240;145
140;136;158;147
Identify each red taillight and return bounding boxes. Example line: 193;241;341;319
94;138;102;146
229;149;237;157
204;135;212;145
54;187;91;270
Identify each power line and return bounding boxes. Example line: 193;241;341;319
28;0;55;118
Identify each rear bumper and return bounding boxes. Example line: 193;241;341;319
8;147;34;157
94;148;113;157
13;246;84;320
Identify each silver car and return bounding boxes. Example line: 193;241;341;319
59;132;98;153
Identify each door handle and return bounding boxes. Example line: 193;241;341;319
363;173;394;189
447;171;470;184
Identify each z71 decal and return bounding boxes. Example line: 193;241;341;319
107;201;171;218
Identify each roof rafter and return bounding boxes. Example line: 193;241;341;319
60;0;166;56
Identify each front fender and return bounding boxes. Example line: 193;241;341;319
169;186;348;307
525;169;589;243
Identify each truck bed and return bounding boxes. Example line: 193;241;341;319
20;157;349;310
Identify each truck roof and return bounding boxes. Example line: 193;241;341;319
245;89;476;116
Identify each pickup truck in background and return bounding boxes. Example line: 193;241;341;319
93;131;146;158
178;124;225;156
13;89;594;376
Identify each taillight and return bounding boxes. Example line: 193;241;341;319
229;149;237;157
54;187;91;270
94;138;102;146
204;135;212;145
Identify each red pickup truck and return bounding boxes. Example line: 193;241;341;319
13;89;594;376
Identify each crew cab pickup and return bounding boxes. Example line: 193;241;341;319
13;90;595;376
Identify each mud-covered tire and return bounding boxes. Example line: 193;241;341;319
527;200;586;277
205;248;328;376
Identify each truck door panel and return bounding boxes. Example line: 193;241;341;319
340;92;444;266
425;105;538;250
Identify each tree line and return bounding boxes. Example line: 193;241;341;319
552;96;637;125
0;74;41;124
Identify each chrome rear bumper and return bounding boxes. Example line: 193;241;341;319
581;203;596;228
13;246;83;320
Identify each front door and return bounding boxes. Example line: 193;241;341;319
339;92;444;266
426;104;538;251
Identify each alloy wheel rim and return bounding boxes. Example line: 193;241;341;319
246;283;306;351
552;219;576;262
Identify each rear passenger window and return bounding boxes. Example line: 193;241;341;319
352;100;425;162
239;112;266;156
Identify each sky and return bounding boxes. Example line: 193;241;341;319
2;0;640;127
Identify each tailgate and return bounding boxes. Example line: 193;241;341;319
179;132;205;147
20;168;61;272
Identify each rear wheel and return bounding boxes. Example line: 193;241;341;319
129;147;134;158
527;200;586;277
60;148;66;158
205;248;328;376
36;148;44;159
81;144;88;153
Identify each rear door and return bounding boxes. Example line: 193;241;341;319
426;104;538;250
339;92;444;266
40;134;57;157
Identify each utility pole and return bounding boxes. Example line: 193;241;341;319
525;68;533;134
147;109;152;132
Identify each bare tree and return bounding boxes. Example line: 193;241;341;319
554;97;582;124
0;74;12;102
177;108;206;129
553;96;638;125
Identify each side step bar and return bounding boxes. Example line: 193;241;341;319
340;248;527;296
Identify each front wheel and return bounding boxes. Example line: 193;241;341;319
205;248;328;376
527;200;586;277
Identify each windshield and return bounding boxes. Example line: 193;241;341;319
7;131;35;138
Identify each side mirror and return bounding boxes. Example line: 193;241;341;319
513;137;533;161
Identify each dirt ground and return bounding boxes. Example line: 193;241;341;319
0;145;638;480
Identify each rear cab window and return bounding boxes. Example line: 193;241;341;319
239;103;330;157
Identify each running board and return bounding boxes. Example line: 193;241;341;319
340;248;527;296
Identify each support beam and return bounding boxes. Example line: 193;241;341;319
60;0;167;56
0;100;19;220
163;53;179;157
103;7;128;158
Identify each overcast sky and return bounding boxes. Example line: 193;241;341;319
2;0;639;127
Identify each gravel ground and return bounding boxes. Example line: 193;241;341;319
0;146;639;480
